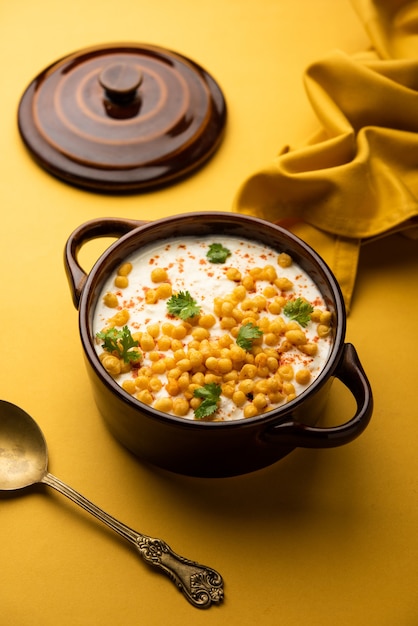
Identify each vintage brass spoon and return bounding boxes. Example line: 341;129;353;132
0;400;224;609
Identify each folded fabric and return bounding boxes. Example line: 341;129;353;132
351;0;418;60
234;0;418;312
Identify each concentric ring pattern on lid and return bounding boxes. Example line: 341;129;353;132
18;43;227;193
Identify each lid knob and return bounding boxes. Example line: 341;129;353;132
99;63;143;104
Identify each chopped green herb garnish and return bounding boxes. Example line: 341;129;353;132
236;322;264;350
283;297;314;327
206;243;231;264
96;325;142;363
166;290;201;320
193;383;222;419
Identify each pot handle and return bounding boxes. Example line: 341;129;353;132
263;343;373;448
64;217;146;309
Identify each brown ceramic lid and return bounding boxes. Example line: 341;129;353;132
18;43;227;193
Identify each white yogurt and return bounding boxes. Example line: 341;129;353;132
93;235;333;421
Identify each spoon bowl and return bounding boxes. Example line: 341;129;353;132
0;401;48;490
0;399;223;609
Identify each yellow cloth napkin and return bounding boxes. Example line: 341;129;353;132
234;0;418;312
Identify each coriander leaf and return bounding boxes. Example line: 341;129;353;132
206;243;232;264
166;291;201;320
283;297;314;328
97;325;142;363
193;383;222;419
97;327;121;354
118;326;142;362
236;322;263;350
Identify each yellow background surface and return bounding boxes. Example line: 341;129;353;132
1;1;417;625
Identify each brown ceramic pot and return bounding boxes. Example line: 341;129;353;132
65;212;372;477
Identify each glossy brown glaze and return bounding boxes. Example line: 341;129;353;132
18;44;227;193
64;213;373;477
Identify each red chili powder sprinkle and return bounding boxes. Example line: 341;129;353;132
149;254;160;266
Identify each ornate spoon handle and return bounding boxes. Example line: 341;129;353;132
135;535;224;608
42;472;224;608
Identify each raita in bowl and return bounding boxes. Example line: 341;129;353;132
65;212;372;477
